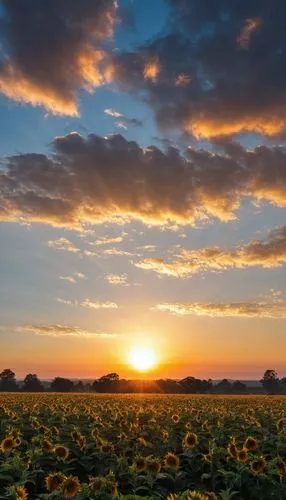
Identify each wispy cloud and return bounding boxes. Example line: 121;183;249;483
17;324;119;338
48;237;80;253
105;273;130;285
154;294;286;319
80;299;118;309
59;271;86;284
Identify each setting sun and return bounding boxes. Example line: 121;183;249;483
129;346;156;372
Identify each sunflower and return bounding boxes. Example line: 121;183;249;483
45;472;66;492
244;436;258;451
146;457;161;474
276;459;286;476
237;448;248;463
172;414;180;423
15;486;28;500
250;457;266;474
276;419;285;432
100;443;114;453
183;432;199;448
162;431;169;440
71;430;81;442
164;452;180;469
90;476;105;491
14;437;22;447
42;439;54;453
62;476;81;499
202;453;213;462
1;436;15;453
54;445;69;461
227;441;238;459
134;456;146;472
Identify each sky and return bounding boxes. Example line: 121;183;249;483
0;0;286;380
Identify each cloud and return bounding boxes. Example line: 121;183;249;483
17;324;118;338
103;248;134;256
56;298;75;306
104;108;143;128
114;0;286;138
1;133;286;228
80;299;118;309
104;109;123;118
105;273;130;285
136;225;286;277
59;271;86;284
0;0;117;115
48;237;80;253
92;234;126;246
154;296;286;318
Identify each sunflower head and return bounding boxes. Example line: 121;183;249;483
202;452;213;462
227;442;238;459
237;448;248;463
42;439;54;453
1;437;15;453
162;431;169;440
62;476;81;499
54;445;69;461
276;459;286;476
164;452;180;469
134;456;146;472
71;430;81;442
251;457;266;474
183;432;199;448
15;486;28;500
146;457;161;474
244;436;258;451
45;472;66;492
90;476;105;491
277;419;285;432
100;443;114;453
172;414;180;423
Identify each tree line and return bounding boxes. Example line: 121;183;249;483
0;368;285;394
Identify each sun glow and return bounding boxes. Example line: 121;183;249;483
129;346;156;372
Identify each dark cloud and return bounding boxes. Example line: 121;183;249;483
0;0;117;115
136;225;286;277
114;0;286;138
0;133;286;228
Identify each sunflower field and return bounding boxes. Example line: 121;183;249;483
0;394;286;499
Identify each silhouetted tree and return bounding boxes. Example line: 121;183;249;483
179;377;212;394
215;379;232;394
22;373;44;392
92;373;119;393
281;377;286;391
51;377;74;392
232;380;247;394
157;379;182;393
261;369;280;394
74;381;85;392
0;369;18;392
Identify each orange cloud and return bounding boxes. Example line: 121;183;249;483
237;18;262;49
136;225;286;278
154;295;286;318
0;0;117;114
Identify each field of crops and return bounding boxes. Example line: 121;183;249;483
0;394;286;500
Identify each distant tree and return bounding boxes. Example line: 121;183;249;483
232;380;247;394
0;369;18;392
51;377;74;392
74;381;85;392
179;377;212;394
215;379;232;394
157;379;182;394
261;370;281;394
22;373;44;392
92;373;119;393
